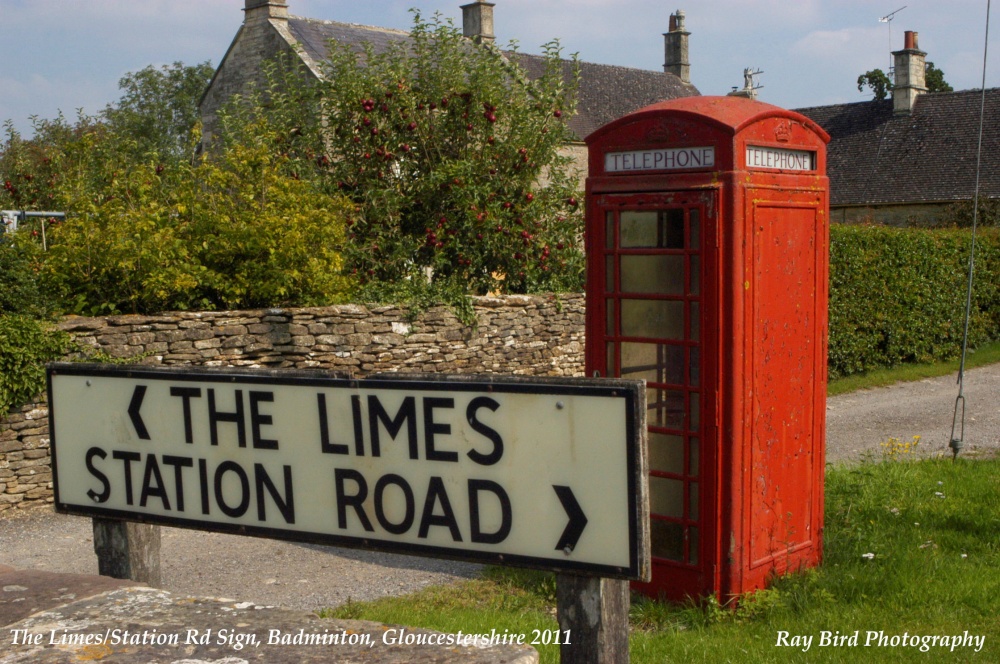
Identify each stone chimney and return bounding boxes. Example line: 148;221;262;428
461;1;496;44
244;0;288;24
663;10;690;84
892;30;927;114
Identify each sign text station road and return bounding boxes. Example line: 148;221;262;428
48;365;647;580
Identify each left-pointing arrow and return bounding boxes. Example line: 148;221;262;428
553;485;588;552
128;385;150;440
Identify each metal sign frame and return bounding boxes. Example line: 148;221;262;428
47;363;649;581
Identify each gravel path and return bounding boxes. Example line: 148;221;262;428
0;510;481;612
2;363;998;612
825;362;1000;463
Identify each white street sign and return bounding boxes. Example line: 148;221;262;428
48;364;648;580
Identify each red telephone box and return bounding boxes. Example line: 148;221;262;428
585;96;830;602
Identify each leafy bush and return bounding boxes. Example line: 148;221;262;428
828;225;1000;377
0;315;70;414
937;196;1000;228
178;124;355;310
30;119;354;315
0;235;50;317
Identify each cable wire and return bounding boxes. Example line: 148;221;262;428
950;0;992;460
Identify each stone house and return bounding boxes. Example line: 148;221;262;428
796;31;1000;226
198;0;700;185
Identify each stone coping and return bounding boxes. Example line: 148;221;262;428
1;570;537;663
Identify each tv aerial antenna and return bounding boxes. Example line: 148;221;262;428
879;6;907;72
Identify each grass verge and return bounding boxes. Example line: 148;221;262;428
318;456;1000;662
827;340;1000;396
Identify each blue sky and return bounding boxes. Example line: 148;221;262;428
1;0;997;136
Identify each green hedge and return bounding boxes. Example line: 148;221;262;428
828;225;1000;378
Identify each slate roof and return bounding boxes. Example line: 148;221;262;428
796;89;1000;207
286;16;699;140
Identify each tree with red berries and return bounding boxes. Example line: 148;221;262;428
247;10;585;298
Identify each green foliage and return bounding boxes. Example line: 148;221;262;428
232;11;586;298
1;61;212;210
35;120;353;315
857;68;892;100
178;122;354;310
938;195;1000;228
0;235;50;317
857;62;951;100
925;60;953;93
1;113;103;211
0;315;70;414
102;61;214;163
828;225;1000;378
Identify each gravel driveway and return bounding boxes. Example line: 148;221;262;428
825;362;1000;463
2;363;998;613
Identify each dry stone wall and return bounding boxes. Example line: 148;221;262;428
0;294;585;511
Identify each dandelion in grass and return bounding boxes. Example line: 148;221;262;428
881;434;922;459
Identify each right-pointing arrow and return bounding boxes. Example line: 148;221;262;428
553;485;588;552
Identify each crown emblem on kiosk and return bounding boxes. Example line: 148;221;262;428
645;120;673;142
774;120;793;143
